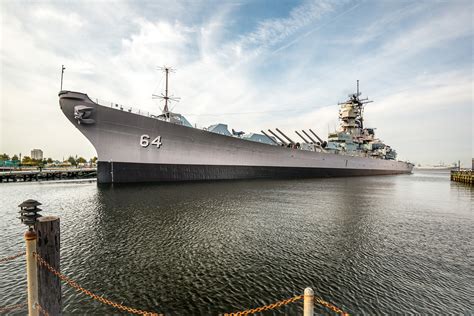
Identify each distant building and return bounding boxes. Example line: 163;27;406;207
31;149;43;160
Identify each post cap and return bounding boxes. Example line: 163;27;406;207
18;199;42;208
24;229;37;240
304;287;314;296
37;216;59;222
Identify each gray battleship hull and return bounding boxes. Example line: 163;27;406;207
59;91;413;184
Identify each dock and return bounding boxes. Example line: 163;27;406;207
0;168;97;183
450;170;473;186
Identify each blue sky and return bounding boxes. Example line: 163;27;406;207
1;0;472;166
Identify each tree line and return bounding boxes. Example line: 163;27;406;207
1;153;98;166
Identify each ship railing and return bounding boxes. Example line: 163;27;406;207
82;97;400;158
91;97;161;119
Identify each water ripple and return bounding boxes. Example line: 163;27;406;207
0;171;472;315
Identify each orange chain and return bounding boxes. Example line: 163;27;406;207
224;295;349;316
33;252;162;316
0;302;27;313
224;295;303;316
32;252;348;316
35;302;50;316
0;251;25;263
315;297;349;315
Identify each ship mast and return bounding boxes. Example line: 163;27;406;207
164;67;170;113
354;80;372;130
152;66;180;118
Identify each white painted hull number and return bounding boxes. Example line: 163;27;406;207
140;135;162;148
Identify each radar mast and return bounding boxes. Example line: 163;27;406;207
152;66;180;118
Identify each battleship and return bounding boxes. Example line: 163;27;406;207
59;68;413;183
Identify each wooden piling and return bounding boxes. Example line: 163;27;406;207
36;216;61;315
450;170;473;185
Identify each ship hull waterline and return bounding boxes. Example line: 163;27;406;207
59;91;413;184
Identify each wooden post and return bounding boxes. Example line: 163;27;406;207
36;216;61;315
25;230;39;316
303;287;314;316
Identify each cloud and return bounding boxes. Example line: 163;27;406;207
379;2;472;58
33;8;84;29
238;0;334;50
0;0;472;166
373;71;472;115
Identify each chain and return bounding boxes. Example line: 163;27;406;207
35;302;50;316
0;302;27;313
33;252;163;316
31;252;347;316
224;295;303;316
315;297;349;315
0;251;25;263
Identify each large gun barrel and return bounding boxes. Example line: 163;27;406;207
302;130;317;143
261;130;278;145
309;129;324;143
295;131;309;143
275;128;295;145
268;129;288;145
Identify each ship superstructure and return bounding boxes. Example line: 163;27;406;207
59;70;413;183
324;81;397;160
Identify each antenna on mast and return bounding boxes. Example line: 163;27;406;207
60;65;66;91
152;66;180;116
357;79;359;96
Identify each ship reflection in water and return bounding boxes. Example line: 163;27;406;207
0;170;472;314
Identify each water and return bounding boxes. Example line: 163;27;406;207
1;171;472;315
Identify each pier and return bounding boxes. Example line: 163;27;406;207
450;170;473;185
0;168;96;183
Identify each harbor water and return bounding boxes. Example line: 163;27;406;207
0;170;472;314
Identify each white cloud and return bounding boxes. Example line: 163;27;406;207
380;3;472;57
373;71;472;115
240;0;333;49
33;8;84;29
0;0;472;166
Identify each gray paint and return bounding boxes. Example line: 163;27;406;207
59;91;413;183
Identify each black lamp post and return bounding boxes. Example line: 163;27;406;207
18;199;43;229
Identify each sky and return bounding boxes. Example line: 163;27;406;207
0;0;472;166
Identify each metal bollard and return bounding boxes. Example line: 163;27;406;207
303;287;314;316
25;230;39;316
19;199;43;316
